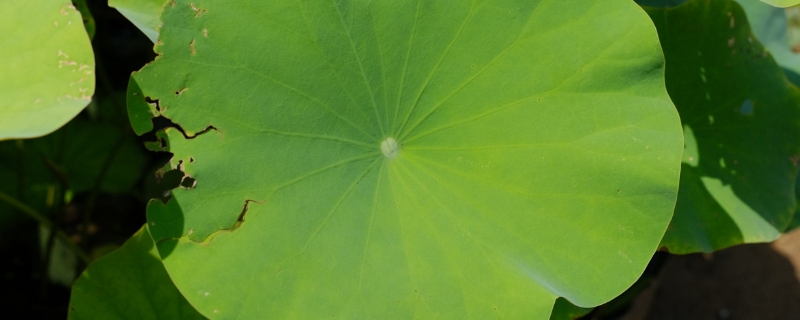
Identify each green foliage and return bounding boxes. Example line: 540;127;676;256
48;120;141;193
760;0;800;8
548;298;592;320
737;0;800;83
126;77;157;135
108;0;167;42
5;0;800;317
129;0;683;318
697;0;800;236
72;0;96;39
0;0;95;140
0;116;146;223
68;225;204;320
0;95;150;291
647;0;800;253
636;0;686;7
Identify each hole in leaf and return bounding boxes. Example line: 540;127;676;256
180;176;196;189
144;96;160;112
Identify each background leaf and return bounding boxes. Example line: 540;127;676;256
0;0;95;140
647;0;800;253
67;225;204;320
737;0;800;85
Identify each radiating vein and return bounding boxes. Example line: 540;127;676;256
357;162;385;292
270;157;380;270
243;67;377;141
391;160;439;314
368;4;391;130
396;163;472;317
254;130;374;148
395;2;475;137
197;109;375;148
397;0;605;141
402;91;554;144
272;152;379;191
391;0;421;133
333;0;385;136
399;160;574;298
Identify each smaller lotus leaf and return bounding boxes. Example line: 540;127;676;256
0;0;95;140
647;0;800;253
68;225;204;320
72;0;96;39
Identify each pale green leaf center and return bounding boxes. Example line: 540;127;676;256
380;137;399;158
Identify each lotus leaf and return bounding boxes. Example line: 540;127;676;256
736;0;800;84
647;0;800;253
68;225;204;320
0;0;95;140
131;0;683;318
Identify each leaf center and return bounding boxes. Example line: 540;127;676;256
380;137;399;159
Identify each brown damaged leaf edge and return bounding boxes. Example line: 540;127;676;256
132;95;241;245
174;159;197;189
156;198;266;246
142;96;218;139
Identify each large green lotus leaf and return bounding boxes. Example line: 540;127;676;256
109;0;167;43
646;0;800;253
132;0;683;318
761;0;800;8
68;225;204;320
0;0;95;140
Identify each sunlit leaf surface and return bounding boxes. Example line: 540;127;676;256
0;0;95;140
132;0;683;318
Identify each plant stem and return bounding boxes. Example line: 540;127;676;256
0;191;90;264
